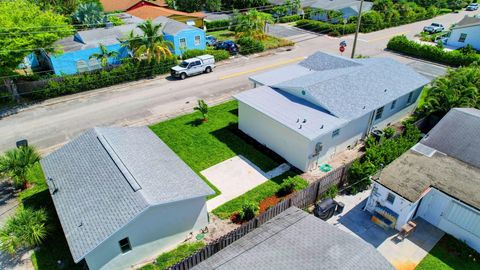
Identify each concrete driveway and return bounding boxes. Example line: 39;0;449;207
202;155;289;211
327;190;444;270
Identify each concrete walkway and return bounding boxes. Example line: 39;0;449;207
327;189;444;270
203;155;290;211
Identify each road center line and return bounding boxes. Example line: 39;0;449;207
219;56;306;80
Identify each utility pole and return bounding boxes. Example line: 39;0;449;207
351;0;365;59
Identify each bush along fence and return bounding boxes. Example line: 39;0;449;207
387;35;480;67
295;20;357;36
205;19;231;32
165;162;353;270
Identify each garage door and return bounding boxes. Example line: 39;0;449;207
443;201;480;238
417;190;450;226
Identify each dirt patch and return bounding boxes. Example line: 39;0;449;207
259;195;281;214
202;213;239;244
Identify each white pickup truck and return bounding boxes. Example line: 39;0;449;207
170;55;215;80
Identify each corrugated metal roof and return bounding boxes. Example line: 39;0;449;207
421;108;480;168
235;86;346;140
193;207;394;270
40;127;213;262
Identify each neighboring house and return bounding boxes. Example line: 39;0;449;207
270;0;373;21
365;108;480;252
193;207;394;269
40;127;214;270
236;52;429;172
39;16;205;75
100;0;168;12
445;15;480;50
126;4;205;28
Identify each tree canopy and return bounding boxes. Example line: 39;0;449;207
0;0;74;76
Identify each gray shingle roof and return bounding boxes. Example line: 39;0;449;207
454;15;480;29
40;127;214;262
299;51;362;71
235;86;346;140
153;16;199;35
249;64;314;86
193;207;394;270
420;108;480;168
275;55;430;119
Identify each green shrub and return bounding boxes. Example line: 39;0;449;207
28;58;177;100
205;19;230;31
276;176;307;197
238;202;258;221
387;35;480;66
383;127;396;138
321;185;339;199
107;15;123;26
181;49;230;61
237;36;265;55
279;14;301;23
295;20;356;36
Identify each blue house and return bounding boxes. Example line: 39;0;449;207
38;16;206;75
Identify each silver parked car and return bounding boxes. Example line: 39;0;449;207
170;55;215;80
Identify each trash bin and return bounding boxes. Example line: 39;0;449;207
335;202;345;214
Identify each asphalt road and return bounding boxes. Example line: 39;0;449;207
1;9;478;154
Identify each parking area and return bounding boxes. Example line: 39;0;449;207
327;189;444;270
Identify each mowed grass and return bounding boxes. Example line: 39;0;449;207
140;241;205;270
149;101;283;198
212;172;308;219
415;234;480;270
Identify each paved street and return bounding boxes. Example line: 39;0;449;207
1;9;478;154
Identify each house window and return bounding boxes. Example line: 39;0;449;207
407;92;414;104
180;38;186;48
119;237;131;253
332;129;340;138
391;100;396;110
194;36;201;46
386;193;395;204
375;106;384;120
458;33;467;43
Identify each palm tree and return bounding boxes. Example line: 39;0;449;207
0;146;40;189
89;43;119;67
235;9;274;40
122;20;174;63
194;100;209;122
0;207;48;255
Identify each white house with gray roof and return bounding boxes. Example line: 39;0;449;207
445;15;480;50
366;108;480;252
236;52;429;172
40;127;214;270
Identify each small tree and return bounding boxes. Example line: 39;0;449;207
89;43;119;67
0;207;49;255
194;99;209;122
0;146;41;189
239;202;258;221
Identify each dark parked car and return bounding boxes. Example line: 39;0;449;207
215;40;238;54
206;35;217;46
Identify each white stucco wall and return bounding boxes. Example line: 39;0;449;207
446;25;480;50
417;188;480;253
366;182;418;231
84;197;209;270
237;102;311;171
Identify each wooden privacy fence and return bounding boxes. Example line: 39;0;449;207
166;162;354;270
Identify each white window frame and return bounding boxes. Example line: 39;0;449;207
194;35;201;46
179;38;187;48
391;100;396;110
386;193;395;204
375;106;384;120
119;237;132;253
407;92;414;104
458;33;467;43
332;129;340;138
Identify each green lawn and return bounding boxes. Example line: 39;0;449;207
415;234;480;270
207;30;293;51
149;101;284;198
212;172;308;219
140;241;205;270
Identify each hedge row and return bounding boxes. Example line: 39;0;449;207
387;35;480;67
279;15;302;23
181;49;230;61
205;19;230;32
27;58;177;100
237;36;265;55
295;19;356;36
